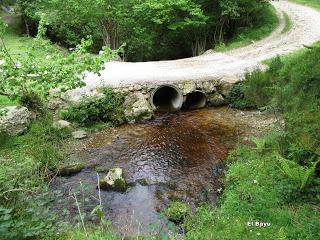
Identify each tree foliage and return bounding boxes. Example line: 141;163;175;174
17;0;270;61
0;16;117;99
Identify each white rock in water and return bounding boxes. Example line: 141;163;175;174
99;167;126;192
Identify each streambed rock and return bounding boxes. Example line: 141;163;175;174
0;106;32;136
53;120;71;129
123;92;154;123
72;130;88;139
207;92;226;107
57;162;85;176
99;167;126;192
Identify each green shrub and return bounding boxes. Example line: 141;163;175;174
274;47;320;155
186;136;320;240
243;70;274;108
228;57;283;110
164;201;191;223
0;95;16;107
61;88;125;127
237;46;320;157
227;82;255;109
19;91;45;112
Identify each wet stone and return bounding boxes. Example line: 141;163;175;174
99;168;127;192
57;162;85;176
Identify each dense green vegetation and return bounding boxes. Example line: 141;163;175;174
0;6;121;239
0;19;117;101
190;43;320;239
215;5;278;52
61;88;125;127
16;0;276;61
0;115;70;239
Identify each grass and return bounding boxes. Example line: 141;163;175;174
185;140;320;240
0;114;73;239
282;12;293;34
290;0;320;10
215;5;279;52
262;41;320;65
0;95;16;107
1;11;66;59
1;12;37;56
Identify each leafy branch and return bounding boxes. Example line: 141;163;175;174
0;16;117;99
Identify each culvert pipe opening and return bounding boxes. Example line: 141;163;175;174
183;91;207;110
151;85;184;112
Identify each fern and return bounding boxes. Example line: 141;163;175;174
278;227;287;240
253;137;266;152
277;155;319;190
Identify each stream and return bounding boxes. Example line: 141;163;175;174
53;107;274;236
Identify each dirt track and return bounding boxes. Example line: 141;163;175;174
67;1;320;100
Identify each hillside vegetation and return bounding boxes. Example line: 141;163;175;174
18;0;277;61
207;43;320;240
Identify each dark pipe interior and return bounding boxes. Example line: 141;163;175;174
183;91;207;110
152;86;182;112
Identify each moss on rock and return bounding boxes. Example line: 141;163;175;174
99;167;127;192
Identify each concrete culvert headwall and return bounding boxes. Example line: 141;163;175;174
184;91;207;110
151;85;184;112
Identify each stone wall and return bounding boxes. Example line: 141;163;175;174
115;78;239;123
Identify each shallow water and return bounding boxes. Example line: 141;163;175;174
53;108;248;236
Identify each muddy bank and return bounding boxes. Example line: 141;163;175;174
52;107;278;236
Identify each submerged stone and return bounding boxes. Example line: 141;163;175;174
99;167;126;192
57;162;85;176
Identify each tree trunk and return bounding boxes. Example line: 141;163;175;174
23;17;30;37
99;18;119;49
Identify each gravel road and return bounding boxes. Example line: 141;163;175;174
67;0;320;100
